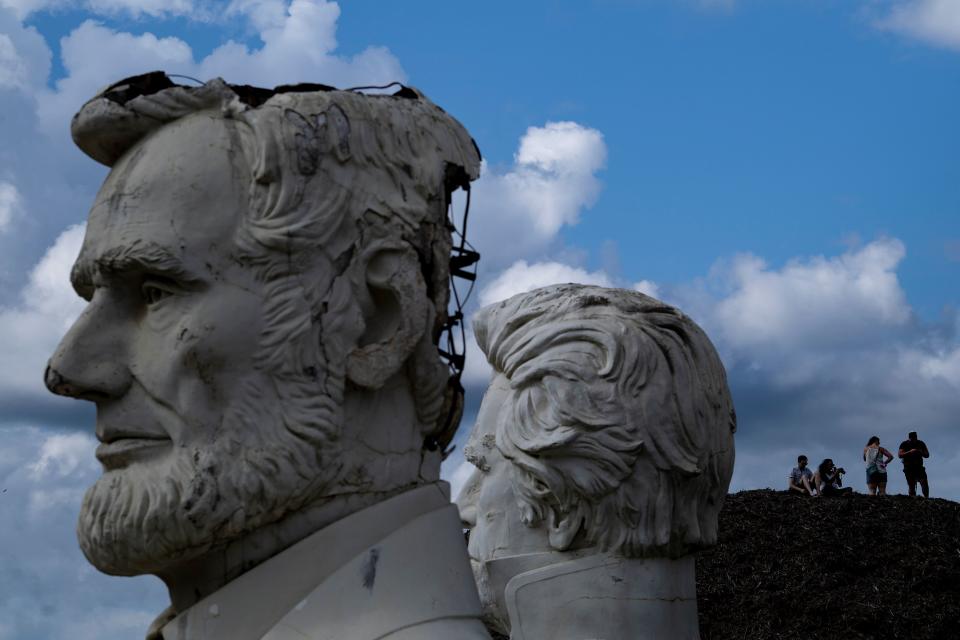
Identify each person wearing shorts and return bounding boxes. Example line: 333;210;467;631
863;435;894;496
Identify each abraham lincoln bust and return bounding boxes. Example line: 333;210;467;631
45;72;490;640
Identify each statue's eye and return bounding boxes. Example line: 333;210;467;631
141;280;176;306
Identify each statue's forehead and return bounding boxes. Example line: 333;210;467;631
76;115;251;286
92;113;246;213
86;115;248;249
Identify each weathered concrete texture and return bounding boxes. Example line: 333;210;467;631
46;72;487;639
458;284;736;639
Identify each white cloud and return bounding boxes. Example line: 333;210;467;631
0;34;28;89
30;432;96;478
445;459;474;503
86;0;193;17
0;181;19;232
0;0;59;20
0;224;86;400
226;0;288;31
461;327;492;386
900;345;960;387
633;279;661;299
470;121;606;269
37;21;193;131
36;0;406;132
875;0;960;51
0;426;165;640
478;259;613;308
200;0;401;88
0;0;197;19
0;6;51;92
684;238;910;362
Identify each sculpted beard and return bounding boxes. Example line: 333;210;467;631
77;372;340;576
470;558;510;636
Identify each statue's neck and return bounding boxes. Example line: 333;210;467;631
495;553;700;640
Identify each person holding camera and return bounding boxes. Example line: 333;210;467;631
814;459;852;496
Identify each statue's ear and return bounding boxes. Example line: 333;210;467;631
346;246;429;389
548;503;587;551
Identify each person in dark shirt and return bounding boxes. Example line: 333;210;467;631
898;431;930;497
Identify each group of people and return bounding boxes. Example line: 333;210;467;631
788;431;931;497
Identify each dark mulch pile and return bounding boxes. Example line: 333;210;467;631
697;490;960;640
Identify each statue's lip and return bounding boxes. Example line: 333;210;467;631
97;429;169;444
95;437;171;469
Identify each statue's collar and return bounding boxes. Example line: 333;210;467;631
151;482;463;640
486;552;700;640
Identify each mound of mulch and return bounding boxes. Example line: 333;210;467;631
697;489;960;640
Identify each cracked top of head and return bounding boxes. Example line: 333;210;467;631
70;70;481;178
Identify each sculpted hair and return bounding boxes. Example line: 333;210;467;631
71;76;481;479
473;284;736;558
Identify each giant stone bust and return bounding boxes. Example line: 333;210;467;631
458;284;736;640
45;73;490;640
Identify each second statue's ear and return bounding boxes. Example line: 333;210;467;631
346;246;429;389
548;503;587;551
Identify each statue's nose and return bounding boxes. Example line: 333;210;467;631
44;296;132;402
44;365;76;397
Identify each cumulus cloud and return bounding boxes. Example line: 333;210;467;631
0;0;58;20
0;6;51;92
0;427;165;640
444;454;475;503
874;0;960;51
646;237;960;498
707;238;910;358
665;239;915;388
469;121;606;269
36;0;405;132
30;432;96;478
633;279;661;299
478;259;613;308
36;21;193;131
0;224;86;403
85;0;193;17
451;120;609;385
0;181;20;232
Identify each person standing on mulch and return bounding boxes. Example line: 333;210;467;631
898;431;930;498
863;436;894;496
788;455;817;495
814;459;852;496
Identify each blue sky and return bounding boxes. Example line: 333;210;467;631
0;1;958;638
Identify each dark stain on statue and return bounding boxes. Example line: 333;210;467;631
361;547;380;592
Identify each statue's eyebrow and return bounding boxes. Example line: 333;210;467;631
70;241;202;299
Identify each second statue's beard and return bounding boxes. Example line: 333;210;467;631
76;376;341;577
471;557;511;637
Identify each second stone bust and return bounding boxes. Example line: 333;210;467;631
458;284;737;640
